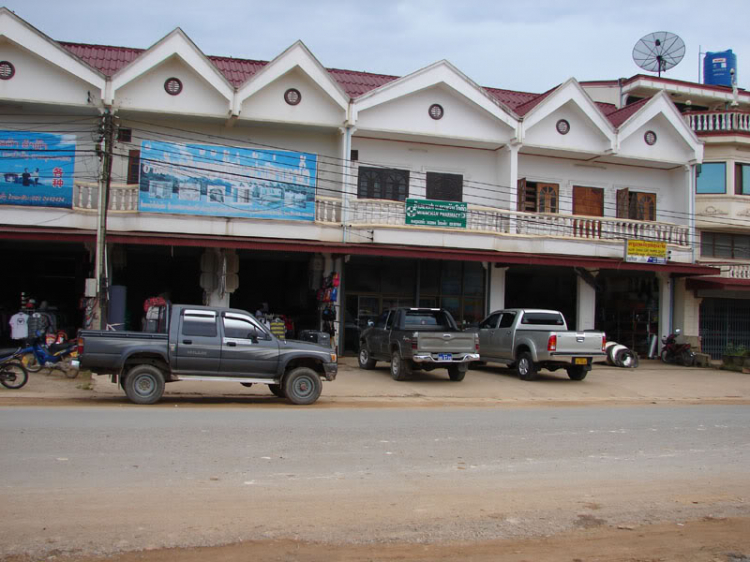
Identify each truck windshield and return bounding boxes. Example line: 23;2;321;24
521;312;565;326
403;310;452;330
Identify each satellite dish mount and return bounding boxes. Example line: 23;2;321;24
633;32;686;77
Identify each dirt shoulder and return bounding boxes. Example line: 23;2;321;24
2;358;750;408
0;357;750;408
6;517;749;562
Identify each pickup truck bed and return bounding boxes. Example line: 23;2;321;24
474;308;606;381
358;307;480;381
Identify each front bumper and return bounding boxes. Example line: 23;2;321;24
412;353;481;364
323;362;338;381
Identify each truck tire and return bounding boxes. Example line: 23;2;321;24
358;346;377;370
268;384;286;398
390;351;412;381
124;365;165;405
447;364;467;381
283;367;322;405
516;351;538;381
566;366;588;381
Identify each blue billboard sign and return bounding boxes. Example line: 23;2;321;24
139;140;318;221
0;131;76;208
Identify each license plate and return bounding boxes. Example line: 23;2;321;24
438;353;453;361
574;357;588;365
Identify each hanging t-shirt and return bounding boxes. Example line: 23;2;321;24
9;312;29;340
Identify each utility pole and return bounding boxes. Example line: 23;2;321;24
94;109;114;329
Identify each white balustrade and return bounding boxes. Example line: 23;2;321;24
721;264;750;279
687;111;750;134
73;182;139;212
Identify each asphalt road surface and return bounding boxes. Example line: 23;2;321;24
2;404;750;560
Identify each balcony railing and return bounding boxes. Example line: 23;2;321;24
686;110;750;135
72;187;690;247
316;197;690;246
719;264;750;279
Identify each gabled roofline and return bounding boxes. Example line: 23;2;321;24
108;28;234;106
0;8;106;95
352;59;519;129
521;77;616;146
617;90;703;159
234;40;349;116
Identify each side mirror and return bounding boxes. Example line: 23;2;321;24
247;328;260;342
675;328;682;336
367;320;374;327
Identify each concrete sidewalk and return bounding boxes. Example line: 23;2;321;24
3;356;745;407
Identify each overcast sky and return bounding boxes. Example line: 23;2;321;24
6;0;750;93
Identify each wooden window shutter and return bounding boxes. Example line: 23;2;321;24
616;188;630;219
426;172;463;202
127;150;141;185
517;178;527;211
634;193;656;221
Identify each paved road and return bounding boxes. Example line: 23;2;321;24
2;404;750;558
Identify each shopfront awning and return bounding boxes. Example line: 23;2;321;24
686;276;750;291
0;226;720;277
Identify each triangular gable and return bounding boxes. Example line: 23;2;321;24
352;60;518;129
521;78;615;147
108;28;233;106
0;8;105;94
234;41;349;116
617;91;702;161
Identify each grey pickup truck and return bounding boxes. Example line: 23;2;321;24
357;307;480;381
474;308;606;381
76;304;337;405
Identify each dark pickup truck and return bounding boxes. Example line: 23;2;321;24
75;304;338;405
358;307;480;381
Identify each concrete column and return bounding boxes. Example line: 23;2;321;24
576;273;596;331
657;271;673;352
672;277;703;351
498;144;520;234
488;266;507;312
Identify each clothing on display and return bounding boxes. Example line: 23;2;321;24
9;311;29;340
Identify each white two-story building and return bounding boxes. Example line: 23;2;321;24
0;9;715;355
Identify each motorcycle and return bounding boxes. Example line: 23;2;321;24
661;329;696;366
20;333;79;378
0;349;29;389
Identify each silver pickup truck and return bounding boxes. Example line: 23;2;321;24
475;309;606;381
358;307;480;381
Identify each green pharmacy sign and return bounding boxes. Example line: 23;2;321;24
405;198;467;228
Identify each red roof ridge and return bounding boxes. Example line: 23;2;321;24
607;97;651;128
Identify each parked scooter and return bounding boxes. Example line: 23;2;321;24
20;333;79;378
661;329;696;366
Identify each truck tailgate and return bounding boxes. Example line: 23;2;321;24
417;332;476;354
554;331;603;355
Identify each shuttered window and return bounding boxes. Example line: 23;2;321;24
127;150;141;185
517;179;559;213
617;188;656;221
357;167;409;202
426;172;463;202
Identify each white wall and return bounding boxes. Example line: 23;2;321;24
0;39;95;107
239;67;345;128
524;101;611;154
356;84;515;145
518;154;689;225
619;113;694;163
351;137;511;208
115;56;230;117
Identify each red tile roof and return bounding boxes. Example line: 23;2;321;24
606;97;651;128
57;41;639;127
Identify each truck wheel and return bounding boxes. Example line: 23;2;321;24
566;366;588;381
516;351;538;381
124;365;165;405
268;384;286;398
283;367;321;405
390;351;412;381
447;364;467;381
358;346;377;370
